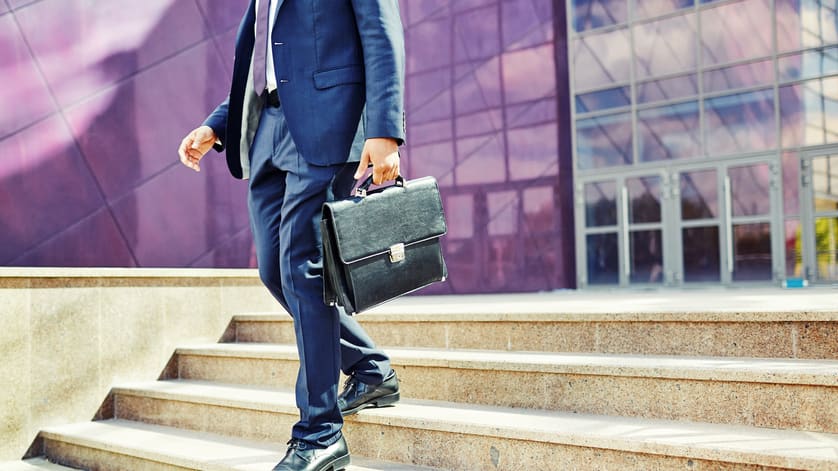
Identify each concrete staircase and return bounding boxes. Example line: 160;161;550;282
10;291;838;470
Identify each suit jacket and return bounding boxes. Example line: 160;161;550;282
203;0;406;179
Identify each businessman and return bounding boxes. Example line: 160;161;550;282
177;1;405;470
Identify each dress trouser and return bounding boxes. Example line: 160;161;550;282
247;103;391;447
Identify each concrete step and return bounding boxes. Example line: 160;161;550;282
0;458;78;470
170;343;838;433
36;419;440;471
104;380;838;470
231;305;838;360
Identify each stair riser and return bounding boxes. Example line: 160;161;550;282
234;320;838;359
44;439;190;471
175;354;838;434
111;394;799;471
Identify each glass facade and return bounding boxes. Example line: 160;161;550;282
2;0;835;290
570;0;838;286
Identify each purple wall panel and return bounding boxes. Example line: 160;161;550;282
0;13;55;137
0;116;105;264
0;0;576;293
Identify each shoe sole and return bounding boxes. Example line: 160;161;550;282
321;452;351;471
341;391;400;417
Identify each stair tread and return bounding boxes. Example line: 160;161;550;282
0;459;78;470
177;343;838;385
40;419;441;471
112;379;838;467
231;289;838;321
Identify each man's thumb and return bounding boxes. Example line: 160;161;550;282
354;154;369;180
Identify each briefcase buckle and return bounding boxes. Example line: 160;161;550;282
389;243;406;263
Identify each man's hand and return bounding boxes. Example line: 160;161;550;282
354;138;400;184
178;125;217;172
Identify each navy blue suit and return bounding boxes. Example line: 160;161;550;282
202;0;405;446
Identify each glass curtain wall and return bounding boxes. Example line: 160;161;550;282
400;0;573;293
568;0;838;287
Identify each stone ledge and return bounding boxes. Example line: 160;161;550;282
0;267;259;279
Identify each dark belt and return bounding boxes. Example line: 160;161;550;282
264;89;280;108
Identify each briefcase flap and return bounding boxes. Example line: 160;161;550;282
323;176;447;264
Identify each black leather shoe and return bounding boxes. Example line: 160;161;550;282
272;435;350;471
338;369;400;416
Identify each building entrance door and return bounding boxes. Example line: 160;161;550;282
672;159;780;285
801;148;838;284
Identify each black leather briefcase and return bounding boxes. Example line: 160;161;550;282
321;175;448;315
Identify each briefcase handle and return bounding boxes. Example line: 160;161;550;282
354;174;405;198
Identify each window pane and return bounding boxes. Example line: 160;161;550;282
682;226;721;281
813;155;838;212
705;89;776;156
701;0;772;66
502;0;554;51
523;186;556;233
637;74;698;104
630;230;664;283
446;194;475;239
487;191;519;236
638;101;701;161
454;6;500;62
573;0;628;32
729;163;771;217
508;123;559;181
732;223;773;281
627;176;662;223
634;13;696;79
587;233;619;284
585;181;618;227
681;169;718;220
778;46;838;82
455;134;506;184
576;86;631;113
776;0;838;53
573;29;631;90
785;218;804;278
454;58;501;115
815;216;838;281
503;44;557;104
780;77;838;148
635;0;694;20
576;112;633;169
703;59;775;93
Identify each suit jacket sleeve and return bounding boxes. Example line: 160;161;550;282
350;0;406;145
203;97;230;152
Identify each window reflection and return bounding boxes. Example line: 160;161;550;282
681;169;718;220
778;46;838;82
780;77;838;148
446;194;475;239
575;86;630;113
729;164;771;217
576;112;633;169
630;230;664;283
785;219;804;277
487;191;519;236
776;0;838;53
634;13;696;79
638;101;701;161
573;29;631;91
814;217;838;281
701;0;772;66
703;59;775;93
682;226;721;281
627;176;662;223
637;74;697;104
705;89;776;156
635;0;693;20
523;186;556;233
573;0;628;32
783;152;800;217
587;233;619;284
585;181;618;227
732;223;773;281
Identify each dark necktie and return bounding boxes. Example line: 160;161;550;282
253;0;270;94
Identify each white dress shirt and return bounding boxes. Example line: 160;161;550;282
255;0;279;92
